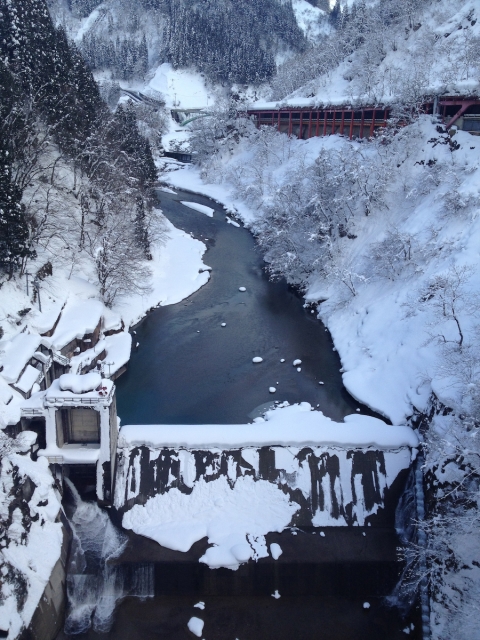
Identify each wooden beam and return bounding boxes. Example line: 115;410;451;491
370;109;376;137
349;111;354;139
360;110;365;138
299;111;303;139
288;111;293;137
340;110;345;135
308;111;313;139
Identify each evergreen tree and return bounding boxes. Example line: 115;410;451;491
329;0;341;28
0;149;35;279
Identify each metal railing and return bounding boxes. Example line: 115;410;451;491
21;408;44;416
45;385;114;405
53;352;70;366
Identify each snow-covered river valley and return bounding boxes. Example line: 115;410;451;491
116;188;369;425
57;190;419;640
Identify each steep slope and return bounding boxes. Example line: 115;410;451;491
269;0;480;105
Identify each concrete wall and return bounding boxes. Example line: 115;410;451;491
114;445;415;527
22;513;71;640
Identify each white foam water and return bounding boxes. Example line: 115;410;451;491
64;480;154;635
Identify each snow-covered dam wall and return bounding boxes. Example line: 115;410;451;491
114;404;418;545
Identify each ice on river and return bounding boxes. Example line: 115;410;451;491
252;357;263;363
180;201;214;217
187;617;204;637
270;543;283;560
293;359;302;366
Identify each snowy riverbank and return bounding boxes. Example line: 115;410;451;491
0;209;209;639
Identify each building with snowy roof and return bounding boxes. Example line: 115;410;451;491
21;372;118;504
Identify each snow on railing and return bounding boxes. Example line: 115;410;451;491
45;385;114;406
53;352;70;367
21;407;44;416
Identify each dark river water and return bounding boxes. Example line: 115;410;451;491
58;189;418;640
116;188;368;425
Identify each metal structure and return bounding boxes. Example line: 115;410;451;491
246;96;480;140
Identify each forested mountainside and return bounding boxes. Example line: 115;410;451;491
48;0;307;85
271;0;480;104
0;0;161;306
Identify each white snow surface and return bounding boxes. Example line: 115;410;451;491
148;63;210;110
0;334;42;384
187;616;204;637
270;543;283;560
50;299;104;351
122;475;299;570
119;402;418;450
15;366;41;394
180;201;214;217
0;435;63;639
118;217;209;326
254;0;480;109
58;372;102;394
292;0;329;42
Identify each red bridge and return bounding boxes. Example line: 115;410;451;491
246;97;480;139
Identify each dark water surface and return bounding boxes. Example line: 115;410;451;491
116;188;366;425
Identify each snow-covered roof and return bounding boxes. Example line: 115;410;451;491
59;372;102;394
119;402;418;451
49;299;104;351
0;333;42;383
15;365;41;394
45;377;113;405
102;308;123;333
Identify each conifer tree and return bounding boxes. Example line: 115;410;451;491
0;149;35;279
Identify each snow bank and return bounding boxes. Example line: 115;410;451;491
180;200;214;217
119;402;418;450
116;217;210;326
122;475;299;570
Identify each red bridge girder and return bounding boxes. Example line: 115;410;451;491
245;96;480;140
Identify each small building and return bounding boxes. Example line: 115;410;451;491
21;372;118;504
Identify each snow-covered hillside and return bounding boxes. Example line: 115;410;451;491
269;0;480;106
